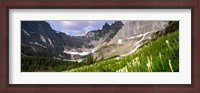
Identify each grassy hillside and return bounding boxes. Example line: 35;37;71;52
67;30;179;72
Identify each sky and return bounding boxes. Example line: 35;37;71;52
46;21;119;36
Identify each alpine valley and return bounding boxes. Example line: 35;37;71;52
21;21;179;72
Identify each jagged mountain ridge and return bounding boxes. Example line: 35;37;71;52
21;21;123;60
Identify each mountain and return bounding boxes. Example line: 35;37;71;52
21;21;123;61
92;21;179;60
21;21;178;62
109;21;168;43
84;21;124;50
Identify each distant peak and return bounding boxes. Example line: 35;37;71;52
114;21;123;24
104;22;109;25
100;22;110;31
111;21;124;26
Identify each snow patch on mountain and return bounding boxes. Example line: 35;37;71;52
22;29;30;36
40;35;47;43
29;42;47;48
120;44;140;57
120;32;151;56
63;50;90;56
47;38;54;47
118;39;122;44
91;47;98;53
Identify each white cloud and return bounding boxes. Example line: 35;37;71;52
84;26;94;32
61;21;76;27
47;21;116;36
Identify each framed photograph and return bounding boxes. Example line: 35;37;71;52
0;0;199;93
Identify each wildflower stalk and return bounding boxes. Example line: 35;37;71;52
147;56;152;72
159;52;164;69
166;40;173;51
168;60;174;72
150;55;153;71
135;57;140;72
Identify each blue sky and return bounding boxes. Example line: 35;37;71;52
46;21;121;36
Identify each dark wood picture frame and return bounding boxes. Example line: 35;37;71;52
0;0;199;93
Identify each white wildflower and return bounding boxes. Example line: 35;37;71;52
116;66;128;72
166;40;169;44
146;62;151;67
115;57;120;60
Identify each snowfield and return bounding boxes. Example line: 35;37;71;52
29;42;47;48
63;50;90;56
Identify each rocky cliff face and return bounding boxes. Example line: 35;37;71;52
85;21;124;49
109;21;169;44
21;21;123;60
